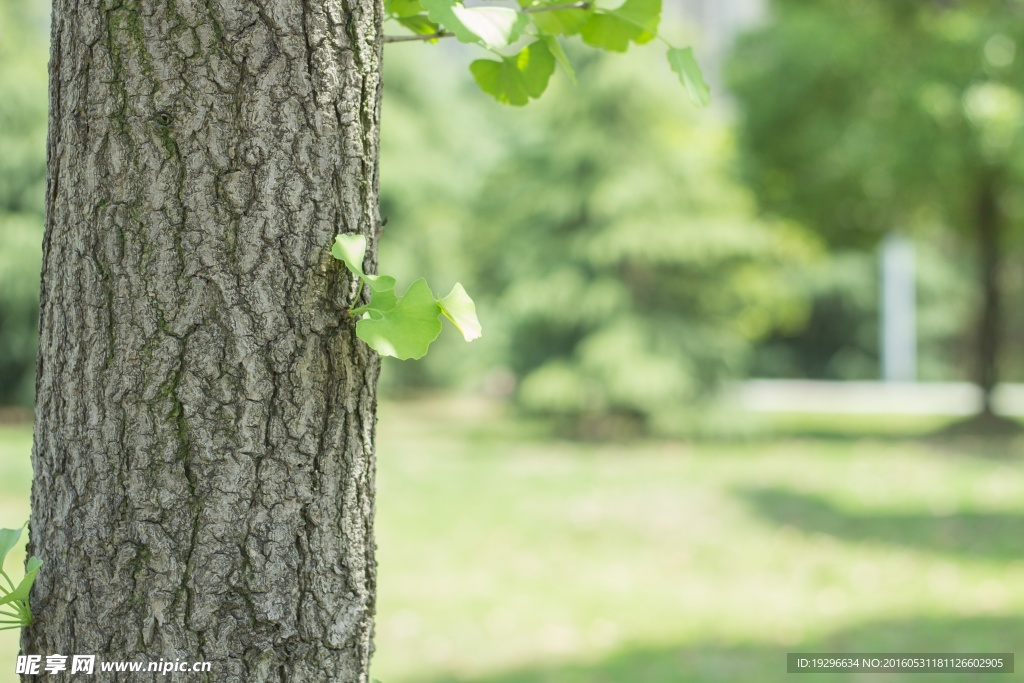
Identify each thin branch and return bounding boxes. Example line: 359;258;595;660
383;1;591;43
523;1;591;12
383;30;455;43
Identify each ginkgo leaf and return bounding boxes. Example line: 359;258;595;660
0;525;24;566
542;35;577;83
580;0;660;52
332;233;396;291
421;0;486;44
365;275;396;292
439;283;482;341
332;233;366;275
470;40;556;106
356;278;443;360
451;6;528;49
352;284;400;319
529;3;592;36
605;0;659;34
386;0;426;18
667;46;710;107
397;14;442;35
0;556;41;607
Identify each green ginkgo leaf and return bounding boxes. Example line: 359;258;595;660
605;0;659;34
529;3;592;36
470;40;556;106
541;35;577;84
0;556;41;607
452;6;528;49
667;46;710;107
0;524;37;628
0;524;25;566
332;233;364;272
366;286;399;316
397;14;442;35
439;283;482;341
580;0;660;52
351;283;399;319
332;234;396;291
386;0;426;18
356;278;443;360
421;0;485;44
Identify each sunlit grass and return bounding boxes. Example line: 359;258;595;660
372;399;1024;683
1;402;1022;683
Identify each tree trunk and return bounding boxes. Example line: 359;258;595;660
26;0;383;680
974;174;1001;417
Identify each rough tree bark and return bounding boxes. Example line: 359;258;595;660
25;0;383;679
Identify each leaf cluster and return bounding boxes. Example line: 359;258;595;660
332;234;482;360
0;524;41;630
385;0;709;107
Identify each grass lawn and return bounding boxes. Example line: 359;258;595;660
2;399;1024;682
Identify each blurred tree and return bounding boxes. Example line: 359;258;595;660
749;239;976;383
728;0;1024;416
0;0;48;406
469;51;817;436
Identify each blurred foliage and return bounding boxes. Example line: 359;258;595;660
728;0;1024;246
727;0;1024;387
751;239;976;382
461;51;818;435
0;0;48;406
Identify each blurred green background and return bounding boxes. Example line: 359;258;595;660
2;0;1024;680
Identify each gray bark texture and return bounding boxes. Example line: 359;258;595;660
25;0;383;679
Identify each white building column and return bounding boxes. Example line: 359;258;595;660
880;232;917;382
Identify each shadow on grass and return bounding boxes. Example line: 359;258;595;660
758;424;1023;449
409;615;1022;683
736;487;1024;561
732;412;1024;449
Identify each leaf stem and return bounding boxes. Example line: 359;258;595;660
522;1;591;12
0;610;26;626
0;569;16;592
2;601;29;622
383;30;455;43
